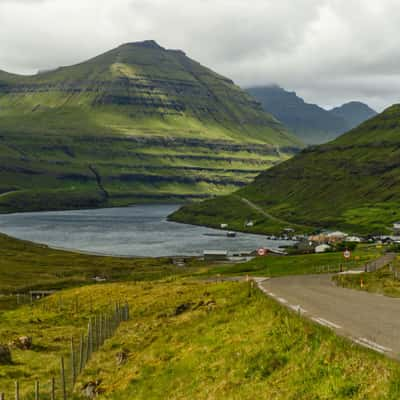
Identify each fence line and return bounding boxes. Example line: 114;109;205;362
0;302;130;399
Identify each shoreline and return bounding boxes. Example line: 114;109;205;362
0;205;295;259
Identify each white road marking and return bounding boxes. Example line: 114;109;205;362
289;304;307;313
312;317;342;330
353;337;392;354
256;280;394;357
277;297;288;304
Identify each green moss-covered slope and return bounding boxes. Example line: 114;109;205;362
0;41;301;212
171;105;400;234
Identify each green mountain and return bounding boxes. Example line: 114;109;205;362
170;105;400;235
247;86;377;144
0;41;302;212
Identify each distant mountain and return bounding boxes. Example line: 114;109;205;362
329;101;377;128
170;104;400;235
0;41;302;213
247;86;377;144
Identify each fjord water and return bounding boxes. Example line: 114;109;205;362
0;205;290;257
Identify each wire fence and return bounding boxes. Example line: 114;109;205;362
0;302;129;400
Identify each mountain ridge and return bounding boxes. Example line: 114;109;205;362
170;104;400;234
247;85;377;144
0;41;301;213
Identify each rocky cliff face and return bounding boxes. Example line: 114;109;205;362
0;41;302;212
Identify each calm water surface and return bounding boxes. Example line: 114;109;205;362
0;205;292;257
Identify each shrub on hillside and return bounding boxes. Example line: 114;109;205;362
334;242;358;252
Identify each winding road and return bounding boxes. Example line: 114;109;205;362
258;274;400;358
237;196;293;225
0;190;17;198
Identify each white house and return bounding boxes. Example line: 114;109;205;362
327;231;348;239
315;244;331;253
393;222;400;231
347;236;362;243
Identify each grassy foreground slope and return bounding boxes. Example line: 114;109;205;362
0;41;301;212
171;105;400;234
2;280;400;399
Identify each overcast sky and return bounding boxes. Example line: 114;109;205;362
1;0;400;111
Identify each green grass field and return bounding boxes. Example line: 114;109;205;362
0;232;204;307
1;279;400;399
0;233;398;399
202;245;380;278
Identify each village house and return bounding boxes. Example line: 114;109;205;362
393;222;400;233
315;244;331;253
309;231;349;245
203;250;228;261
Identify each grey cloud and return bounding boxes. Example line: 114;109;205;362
0;0;399;111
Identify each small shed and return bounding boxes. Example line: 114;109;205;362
29;290;56;303
315;244;331;253
203;250;228;261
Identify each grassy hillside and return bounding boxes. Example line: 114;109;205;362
247;86;376;145
171;105;400;235
0;232;202;304
0;227;398;398
2;280;400;399
0;41;302;213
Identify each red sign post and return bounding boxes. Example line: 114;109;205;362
343;250;351;259
257;248;268;256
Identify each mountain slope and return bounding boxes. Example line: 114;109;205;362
329;101;377;129
170;105;400;234
247;86;376;145
0;41;301;212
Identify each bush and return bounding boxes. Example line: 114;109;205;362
387;243;400;253
334;242;358;252
0;345;12;365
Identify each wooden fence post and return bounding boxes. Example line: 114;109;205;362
51;377;55;400
88;318;93;357
60;357;66;400
98;314;103;346
70;337;76;387
15;380;19;400
35;379;39;400
79;333;84;373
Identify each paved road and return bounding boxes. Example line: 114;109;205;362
0;191;16;198
237;196;292;225
259;274;400;358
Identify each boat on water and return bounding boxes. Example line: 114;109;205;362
227;231;237;238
